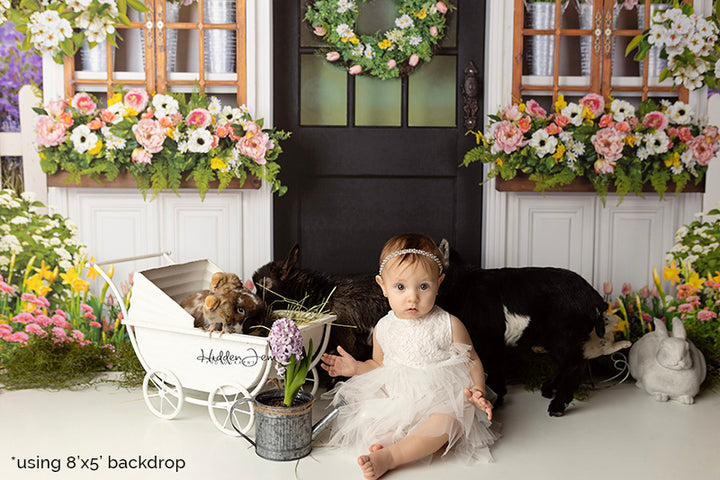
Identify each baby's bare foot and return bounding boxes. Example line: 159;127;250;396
358;447;392;480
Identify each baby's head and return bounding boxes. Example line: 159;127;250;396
376;234;445;319
378;233;444;279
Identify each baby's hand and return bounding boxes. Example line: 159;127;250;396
464;387;493;420
320;346;358;377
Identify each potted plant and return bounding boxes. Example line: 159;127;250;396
35;88;291;198
463;93;720;203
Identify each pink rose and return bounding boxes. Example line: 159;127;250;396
703;125;719;141
688;135;719;166
642;111;668;130
615;121;630;133
71;92;97;115
555;115;569;128
599;114;615;128
429;26;438;37
409;54;420;67
36;115;67;147
591;127;625;161
387;59;397;70
132;118;166;153
237;131;272;165
45;99;68;117
131;148;153;165
88;118;105;130
99;109;117;124
313;26;326;36
186;108;212;128
594;158;616;174
677;127;693;143
490;120;527;154
326;51;340;62
244;121;261;137
499;104;521;121
545;123;562;135
526;99;547;118
348;65;362;75
579;93;605;118
517;116;531;133
436;1;448;14
124;88;149;113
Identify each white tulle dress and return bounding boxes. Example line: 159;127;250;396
324;306;499;463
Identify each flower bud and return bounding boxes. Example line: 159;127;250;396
348;65;362;75
387;59;397;70
326;51;340;62
437;1;448;13
409;54;420;66
313;26;326;36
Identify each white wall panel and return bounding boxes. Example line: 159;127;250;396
510;193;595;282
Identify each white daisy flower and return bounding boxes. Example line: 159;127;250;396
335;23;354;40
101;126;126;150
336;0;354;14
609;99;635;122
395;14;414;29
670;163;684;175
70;125;99;154
350;43;364;57
187;129;214;153
408;35;422;46
177;141;189;153
529;130;557;158
208;97;222;115
637;147;649;160
364;44;375;59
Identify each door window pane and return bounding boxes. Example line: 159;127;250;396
408;56;456;127
300;54;347;126
355;76;401;126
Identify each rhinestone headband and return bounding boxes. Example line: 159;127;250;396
378;248;444;276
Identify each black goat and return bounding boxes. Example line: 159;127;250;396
436;241;606;417
251;245;388;360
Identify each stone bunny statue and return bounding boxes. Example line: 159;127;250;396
628;318;706;404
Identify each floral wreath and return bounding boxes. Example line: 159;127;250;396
304;0;454;80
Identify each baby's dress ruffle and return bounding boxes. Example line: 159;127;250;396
324;342;499;463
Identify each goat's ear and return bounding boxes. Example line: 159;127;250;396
438;239;450;269
281;245;300;278
243;279;256;293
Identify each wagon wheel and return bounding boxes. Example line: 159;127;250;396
142;369;184;420
302;367;320;396
208;383;254;436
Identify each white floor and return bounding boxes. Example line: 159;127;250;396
1;381;719;480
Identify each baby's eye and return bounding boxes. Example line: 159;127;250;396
395;283;405;291
419;283;430;291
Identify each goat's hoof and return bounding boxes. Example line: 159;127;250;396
548;410;565;417
548;400;568;417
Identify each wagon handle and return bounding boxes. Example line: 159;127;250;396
230;399;257;446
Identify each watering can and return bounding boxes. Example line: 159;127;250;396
231;389;342;461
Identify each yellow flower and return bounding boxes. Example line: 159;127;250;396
581;106;593;119
378;39;392;50
613;318;629;334
211;156;228;170
496;159;504;167
554;95;567;113
415;8;427;19
88;140;102;155
61;266;89;294
167;127;176;139
350;36;360;44
625;135;635;147
518;103;526;112
107;264;115;279
552;144;566;161
86;261;100;282
687;271;704;290
37;260;53;281
25;273;44;294
108;93;122;106
665;152;681;169
663;260;681;285
713;271;720;283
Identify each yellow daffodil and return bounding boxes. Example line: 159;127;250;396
108;93;122;106
552;144;566;161
378;39;392;50
86;262;100;282
107;264;115;279
613;318;629;334
61;266;89;294
518;103;526;112
25;273;44;294
37;261;52;281
48;266;59;283
211;156;228;170
663;260;681;285
687;271;705;290
414;8;427;19
554;95;567;113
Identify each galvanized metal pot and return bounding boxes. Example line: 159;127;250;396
232;389;338;461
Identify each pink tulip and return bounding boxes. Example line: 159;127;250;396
348;65;362;75
603;282;613;295
429;26;438;37
409;54;420;67
640;286;650;299
387;59;397;70
313;26;326;36
621;283;632;296
326;51;340;62
436;1;448;14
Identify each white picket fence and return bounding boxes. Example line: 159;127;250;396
0;85;46;204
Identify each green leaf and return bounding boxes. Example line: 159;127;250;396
625;34;644;56
126;0;150;13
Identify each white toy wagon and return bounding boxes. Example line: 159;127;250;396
112;259;334;436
